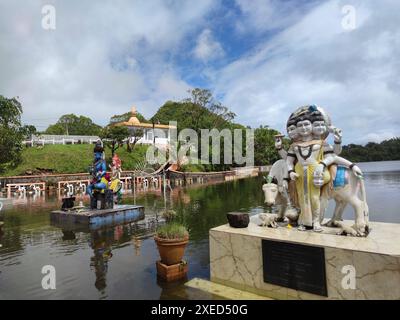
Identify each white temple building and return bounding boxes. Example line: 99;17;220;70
116;106;176;148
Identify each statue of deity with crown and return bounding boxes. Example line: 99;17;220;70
86;141;123;209
265;105;369;236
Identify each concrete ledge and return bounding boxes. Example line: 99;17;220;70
185;278;271;300
210;221;400;300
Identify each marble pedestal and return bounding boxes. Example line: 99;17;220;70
210;221;400;300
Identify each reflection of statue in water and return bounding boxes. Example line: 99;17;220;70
158;277;189;300
90;229;113;292
61;230;76;241
0;221;4;244
132;236;142;256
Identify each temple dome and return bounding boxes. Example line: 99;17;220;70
126;106;141;125
114;105;176;129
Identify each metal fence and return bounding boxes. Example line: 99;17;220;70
24;135;101;146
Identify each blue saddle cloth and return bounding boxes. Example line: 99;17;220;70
333;166;348;188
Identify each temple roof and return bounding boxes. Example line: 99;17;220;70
115;106;176;129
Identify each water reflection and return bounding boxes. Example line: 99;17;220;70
363;171;400;187
0;224;3;248
338;163;400;223
157;277;188;300
90;229;113;293
0;161;399;299
54;216;161;297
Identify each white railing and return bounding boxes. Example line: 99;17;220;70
24;135;100;145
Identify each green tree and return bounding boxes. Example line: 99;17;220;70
126;127;144;152
109;111;147;124
183;88;213;108
152;98;241;171
183;88;236;125
45;114;102;136
152;99;239;134
0;96;26;172
341;138;400;162
253;126;282;166
101;126;130;157
22;125;37;138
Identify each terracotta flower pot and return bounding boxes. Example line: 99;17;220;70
154;235;189;266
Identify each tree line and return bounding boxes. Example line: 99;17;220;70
341;139;400;162
1;92;399;174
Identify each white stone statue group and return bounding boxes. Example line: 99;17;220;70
260;105;370;237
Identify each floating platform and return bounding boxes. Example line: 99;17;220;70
50;204;145;230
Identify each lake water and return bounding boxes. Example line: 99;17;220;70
0;160;399;299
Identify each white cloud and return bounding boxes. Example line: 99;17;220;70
0;0;398;145
0;0;216;128
193;29;224;62
234;0;316;34
213;0;400;144
365;131;396;143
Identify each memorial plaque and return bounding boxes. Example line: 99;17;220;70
262;239;327;296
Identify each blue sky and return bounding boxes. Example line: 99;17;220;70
1;0;399;144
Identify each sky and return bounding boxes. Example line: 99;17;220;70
0;0;399;144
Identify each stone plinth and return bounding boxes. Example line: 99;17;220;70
157;260;188;282
210;221;400;300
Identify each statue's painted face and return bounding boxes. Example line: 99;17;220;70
312;120;327;137
112;156;121;168
296;120;312;137
94;152;103;160
287;125;298;140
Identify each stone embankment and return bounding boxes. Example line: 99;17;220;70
0;166;270;194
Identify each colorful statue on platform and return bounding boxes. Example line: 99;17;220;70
110;154;122;180
87;142;108;197
87;141;115;209
109;154;123;203
261;105;370;237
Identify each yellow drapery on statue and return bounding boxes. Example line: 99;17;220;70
294;141;331;227
109;179;122;193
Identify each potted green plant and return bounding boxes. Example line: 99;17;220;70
154;222;189;266
160;209;177;222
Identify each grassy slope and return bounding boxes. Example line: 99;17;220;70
2;144;149;176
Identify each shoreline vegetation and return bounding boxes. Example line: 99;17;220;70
1;144;150;177
341;139;400;163
1;91;399;177
1;139;399;177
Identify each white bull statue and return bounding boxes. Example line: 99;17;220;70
262;159;370;237
262;160;299;224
